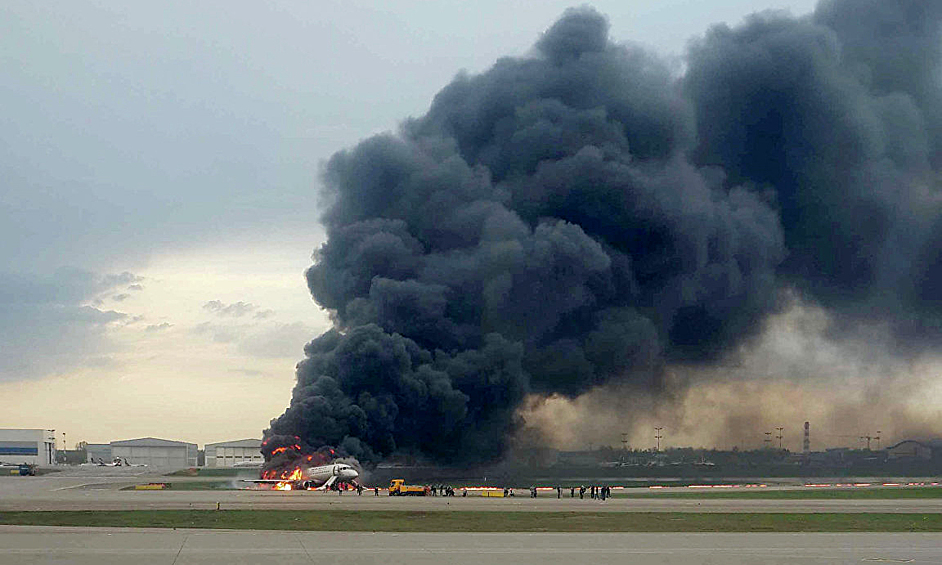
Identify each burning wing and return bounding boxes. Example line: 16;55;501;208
240;475;338;490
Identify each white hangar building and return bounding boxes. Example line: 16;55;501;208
0;429;57;466
111;437;198;468
204;439;262;467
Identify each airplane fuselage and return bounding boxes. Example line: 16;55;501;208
246;462;359;490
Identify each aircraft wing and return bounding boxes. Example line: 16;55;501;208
241;479;291;484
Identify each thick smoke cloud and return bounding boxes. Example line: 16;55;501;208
266;1;942;463
687;1;942;345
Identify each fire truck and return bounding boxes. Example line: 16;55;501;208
1;463;35;476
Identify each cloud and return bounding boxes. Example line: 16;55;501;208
238;322;313;359
229;368;265;377
124;315;146;325
0;268;139;381
0;3;335;274
100;272;144;288
112;293;130;302
145;322;173;332
203;300;257;317
191;320;313;359
253;309;275;320
192;322;240;344
127;284;144;291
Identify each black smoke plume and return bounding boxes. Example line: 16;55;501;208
265;1;942;463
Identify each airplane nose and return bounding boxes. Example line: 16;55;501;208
342;469;358;480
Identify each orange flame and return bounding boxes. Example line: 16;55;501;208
270;444;302;456
261;465;305;481
262;465;306;490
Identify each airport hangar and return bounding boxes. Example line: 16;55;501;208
0;429;57;466
110;437;199;468
204;438;263;467
1;429;263;468
84;443;112;463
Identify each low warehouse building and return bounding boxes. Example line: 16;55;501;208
85;443;112;464
0;429;57;466
887;440;932;460
204;439;262;467
111;437;198;468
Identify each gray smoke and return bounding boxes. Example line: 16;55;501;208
265;1;942;463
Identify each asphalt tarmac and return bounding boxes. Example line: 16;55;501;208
2;526;941;564
3;469;942;513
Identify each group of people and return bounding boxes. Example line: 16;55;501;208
513;485;615;500
334;483;383;496
429;484;457;496
554;485;613;500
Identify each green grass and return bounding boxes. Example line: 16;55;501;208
0;510;940;532
168;481;239;491
616;487;942;499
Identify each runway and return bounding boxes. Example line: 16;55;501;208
2;526;941;564
3;472;942;513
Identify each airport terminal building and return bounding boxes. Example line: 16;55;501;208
111;437;198;468
204;438;262;467
0;429;57;466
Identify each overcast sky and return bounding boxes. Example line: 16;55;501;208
0;0;818;448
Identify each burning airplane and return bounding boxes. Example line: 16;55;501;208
246;461;359;491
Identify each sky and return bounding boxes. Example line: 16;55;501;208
1;0;827;450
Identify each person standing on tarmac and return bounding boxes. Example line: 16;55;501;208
557;486;561;499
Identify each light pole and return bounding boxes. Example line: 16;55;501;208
654;427;663;452
775;427;784;450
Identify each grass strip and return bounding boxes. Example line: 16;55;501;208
616;487;942;499
1;511;941;532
